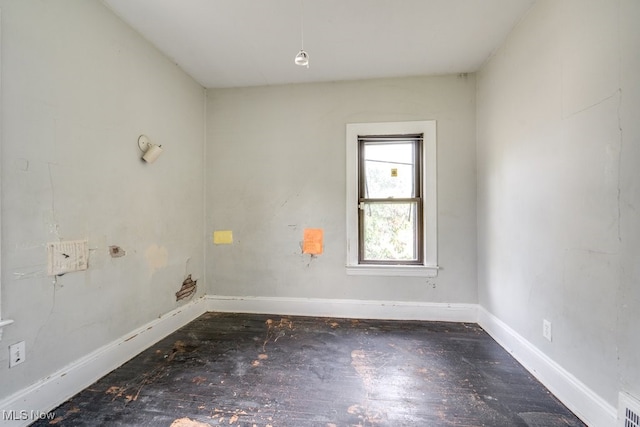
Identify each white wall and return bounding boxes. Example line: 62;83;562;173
206;75;477;304
0;1;205;399
477;0;640;409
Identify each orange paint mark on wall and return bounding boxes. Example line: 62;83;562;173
303;228;323;255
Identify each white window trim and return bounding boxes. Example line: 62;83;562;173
346;120;438;277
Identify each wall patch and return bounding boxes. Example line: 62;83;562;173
47;240;89;276
145;245;169;274
303;228;323;255
213;230;233;245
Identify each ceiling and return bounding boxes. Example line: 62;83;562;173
103;0;535;89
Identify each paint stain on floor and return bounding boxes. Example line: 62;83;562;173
170;418;211;427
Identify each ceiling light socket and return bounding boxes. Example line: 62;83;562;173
295;50;309;68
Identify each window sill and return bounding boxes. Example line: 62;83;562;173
346;265;439;277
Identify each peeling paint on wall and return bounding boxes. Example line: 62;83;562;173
145;245;168;273
12;269;47;280
175;275;197;301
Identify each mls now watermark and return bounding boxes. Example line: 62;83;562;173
2;410;56;421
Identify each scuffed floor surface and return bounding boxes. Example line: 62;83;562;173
33;313;586;427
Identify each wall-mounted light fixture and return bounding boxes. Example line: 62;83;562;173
138;135;163;163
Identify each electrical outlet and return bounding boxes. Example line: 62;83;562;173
9;341;26;368
542;319;552;342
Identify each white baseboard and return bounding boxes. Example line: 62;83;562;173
477;307;617;427
205;295;478;323
0;297;207;427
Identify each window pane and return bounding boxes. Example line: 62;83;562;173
361;202;418;261
363;142;415;198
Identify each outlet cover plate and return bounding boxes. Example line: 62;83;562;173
9;341;25;367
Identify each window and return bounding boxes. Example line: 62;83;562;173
358;135;423;264
346;121;438;277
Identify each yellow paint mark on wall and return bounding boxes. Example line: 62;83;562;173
303;228;323;255
213;230;233;245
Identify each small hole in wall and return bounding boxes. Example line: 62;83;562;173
109;245;126;258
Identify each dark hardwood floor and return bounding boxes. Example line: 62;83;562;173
33;313;585;426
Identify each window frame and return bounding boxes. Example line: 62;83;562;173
346;121;438;277
357;135;424;265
